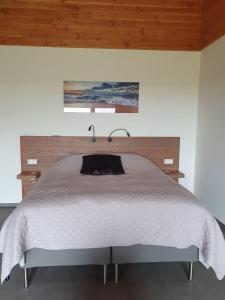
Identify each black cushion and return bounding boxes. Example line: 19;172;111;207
80;154;125;175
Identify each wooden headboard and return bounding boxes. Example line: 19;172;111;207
20;136;180;173
17;136;182;197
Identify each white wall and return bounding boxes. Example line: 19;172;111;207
195;36;225;223
0;46;200;204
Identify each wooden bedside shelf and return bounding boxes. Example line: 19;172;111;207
17;171;41;198
17;171;41;181
163;170;185;182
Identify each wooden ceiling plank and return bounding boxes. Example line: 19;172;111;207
0;0;202;15
0;16;201;35
0;0;201;8
0;4;202;18
0;36;199;51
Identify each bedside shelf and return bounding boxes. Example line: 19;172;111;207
163;170;185;182
17;171;41;181
17;171;41;198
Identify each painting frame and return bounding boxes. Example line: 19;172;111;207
64;81;139;113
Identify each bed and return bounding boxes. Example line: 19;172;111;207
0;136;225;287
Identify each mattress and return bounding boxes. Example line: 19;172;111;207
0;153;225;282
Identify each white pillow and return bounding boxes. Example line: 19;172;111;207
120;153;158;174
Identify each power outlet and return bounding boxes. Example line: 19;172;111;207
164;159;174;165
27;159;38;165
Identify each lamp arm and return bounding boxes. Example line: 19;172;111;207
92;126;96;142
88;125;96;142
108;129;130;142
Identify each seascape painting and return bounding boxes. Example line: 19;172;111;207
64;81;139;113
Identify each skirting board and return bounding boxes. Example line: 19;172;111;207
0;203;18;207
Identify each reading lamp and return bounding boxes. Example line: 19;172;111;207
88;125;96;142
107;129;130;142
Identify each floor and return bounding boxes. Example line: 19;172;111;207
0;207;225;300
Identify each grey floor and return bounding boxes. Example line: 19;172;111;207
1;208;225;300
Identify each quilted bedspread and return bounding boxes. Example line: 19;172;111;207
0;154;225;283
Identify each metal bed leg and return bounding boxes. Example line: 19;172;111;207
24;268;28;288
188;262;193;281
115;264;119;284
103;265;107;284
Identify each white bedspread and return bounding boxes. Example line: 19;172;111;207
1;154;225;283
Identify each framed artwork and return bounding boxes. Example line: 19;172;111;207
64;81;139;113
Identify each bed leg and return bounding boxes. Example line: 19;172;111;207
115;264;119;284
188;262;193;281
103;265;107;284
24;268;28;288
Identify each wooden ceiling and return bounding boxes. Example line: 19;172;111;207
202;0;225;49
0;0;224;51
